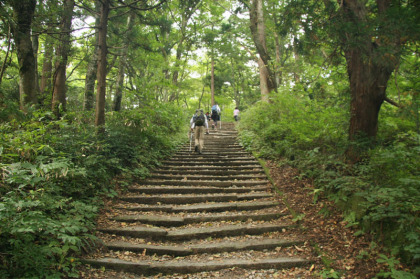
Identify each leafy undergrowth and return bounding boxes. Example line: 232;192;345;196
0;104;188;278
266;161;416;279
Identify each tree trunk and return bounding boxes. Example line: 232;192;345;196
10;0;38;109
113;11;134;112
0;25;12;86
249;0;276;99
274;32;283;87
40;35;53;106
169;0;201;102
258;57;270;102
51;0;74;117
32;33;41;99
84;0;100;111
340;0;399;161
211;55;215;106
95;0;110;128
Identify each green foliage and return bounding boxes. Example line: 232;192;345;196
238;90;347;160
375;254;417;279
0;189;96;278
238;90;419;273
0;104;186;277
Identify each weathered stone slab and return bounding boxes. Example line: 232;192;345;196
98;226;167;238
166;223;290;241
112;212;282;226
127;186;269;194
83;257;311;275
105;238;302;256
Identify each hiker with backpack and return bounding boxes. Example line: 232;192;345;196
190;109;209;154
233;107;240;121
211;103;221;131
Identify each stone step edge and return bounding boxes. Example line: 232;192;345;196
112;212;284;227
138;181;270;186
82;257;310;275
119;193;272;204
98;223;292;241
118;201;279;213
105;238;304;256
127;186;270;194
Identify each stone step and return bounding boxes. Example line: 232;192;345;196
119;201;279;213
137;180;269;187
167;156;254;162
157;165;263;171
105;238;303;256
174;151;250;156
155;169;265;176
127;185;270;194
112;212;283;227
83;257;310;275
99;223;291;241
146;174;267;181
85;125;311;276
161;161;262;166
120;193;272;204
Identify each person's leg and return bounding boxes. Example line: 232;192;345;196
194;127;199;152
198;126;205;153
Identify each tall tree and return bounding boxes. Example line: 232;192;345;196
8;0;38;109
331;0;418;160
169;0;202;102
51;0;75;117
113;10;135;111
249;0;276;100
95;0;110;127
83;0;100;111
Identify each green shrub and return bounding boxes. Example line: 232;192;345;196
0;103;187;277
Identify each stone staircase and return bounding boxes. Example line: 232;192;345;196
84;122;310;276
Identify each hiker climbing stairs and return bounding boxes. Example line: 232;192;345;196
84;122;310;276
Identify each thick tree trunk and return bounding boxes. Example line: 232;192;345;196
10;0;38;109
95;0;110;127
249;0;276;100
113;11;134;112
84;0;100;111
340;0;399;161
51;0;75;117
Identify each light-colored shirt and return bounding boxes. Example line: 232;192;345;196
212;105;221;113
190;114;209;129
234;109;240;116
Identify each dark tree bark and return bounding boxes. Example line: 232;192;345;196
52;0;75;117
9;0;38;109
84;0;101;111
339;0;400;161
95;0;110;128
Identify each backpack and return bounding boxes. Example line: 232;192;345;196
211;105;219;116
194;112;205;126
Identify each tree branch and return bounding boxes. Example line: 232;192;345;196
384;97;402;108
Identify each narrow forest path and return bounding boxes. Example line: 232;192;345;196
83;122;312;278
